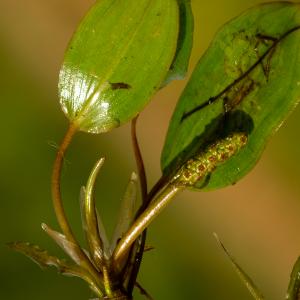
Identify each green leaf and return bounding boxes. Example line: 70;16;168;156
59;0;179;134
163;0;194;85
80;186;110;263
161;2;300;190
286;256;300;300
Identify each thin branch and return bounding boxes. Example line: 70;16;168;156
131;115;147;202
126;116;148;293
126;230;146;294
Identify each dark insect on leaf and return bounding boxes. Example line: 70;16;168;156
110;82;132;90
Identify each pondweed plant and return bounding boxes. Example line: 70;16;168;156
9;1;300;299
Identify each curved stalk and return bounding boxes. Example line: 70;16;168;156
51;123;104;295
52;123;77;239
113;183;183;264
131;115;147;202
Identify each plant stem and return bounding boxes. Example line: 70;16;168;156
146;174;169;206
51;123;77;239
113;183;183;264
126;116;148;294
131;115;147;202
51;123;104;295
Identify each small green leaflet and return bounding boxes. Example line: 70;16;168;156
161;2;300;191
59;0;179;133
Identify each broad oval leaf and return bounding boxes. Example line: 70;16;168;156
59;0;179;133
161;2;300;191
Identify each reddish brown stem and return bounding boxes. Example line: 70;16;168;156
126;116;148;293
131;115;147;202
51;123;78;238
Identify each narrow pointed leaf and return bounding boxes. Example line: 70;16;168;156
80;186;88;235
80;185;110;261
286;257;300;300
111;172;138;252
161;3;300;190
42;223;82;266
95;209;111;259
59;0;179;133
84;158;106;268
163;0;194;84
214;234;264;300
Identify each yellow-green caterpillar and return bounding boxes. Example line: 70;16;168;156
174;133;248;187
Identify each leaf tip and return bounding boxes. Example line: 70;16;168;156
41;223;48;232
131;171;138;182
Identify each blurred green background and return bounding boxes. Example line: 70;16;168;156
1;0;300;299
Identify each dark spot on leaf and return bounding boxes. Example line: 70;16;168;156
183;170;192;179
198;165;206;172
223;78;256;112
209;156;217;162
221;153;229;161
110;82;132;90
240;135;247;144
